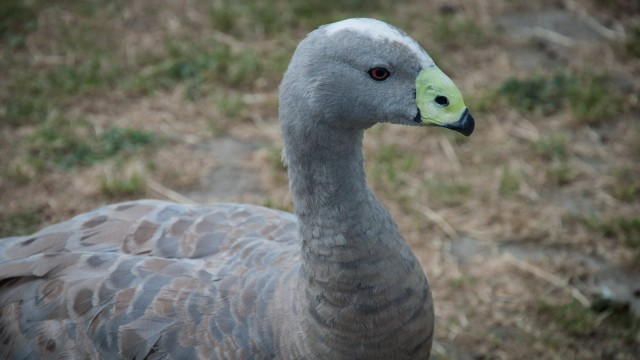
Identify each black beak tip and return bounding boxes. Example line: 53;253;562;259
444;109;475;136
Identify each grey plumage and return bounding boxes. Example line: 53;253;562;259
1;18;474;359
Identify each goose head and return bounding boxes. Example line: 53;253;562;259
279;18;474;136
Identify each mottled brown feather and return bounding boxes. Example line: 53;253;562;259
0;200;300;359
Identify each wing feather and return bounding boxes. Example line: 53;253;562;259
0;200;300;358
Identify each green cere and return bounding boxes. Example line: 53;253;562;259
416;66;467;126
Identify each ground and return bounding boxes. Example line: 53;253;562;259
1;0;639;358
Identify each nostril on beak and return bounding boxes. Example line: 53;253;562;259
434;95;449;107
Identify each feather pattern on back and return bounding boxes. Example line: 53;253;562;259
0;200;300;359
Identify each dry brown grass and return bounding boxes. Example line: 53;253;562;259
1;0;639;358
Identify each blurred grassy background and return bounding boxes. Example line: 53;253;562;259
1;0;639;358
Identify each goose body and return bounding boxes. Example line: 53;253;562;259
0;18;474;359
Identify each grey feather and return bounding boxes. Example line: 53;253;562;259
0;18;460;359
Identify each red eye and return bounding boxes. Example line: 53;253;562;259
368;67;390;81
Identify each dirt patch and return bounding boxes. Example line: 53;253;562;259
186;136;267;203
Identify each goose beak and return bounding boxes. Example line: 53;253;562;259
415;66;475;136
442;108;474;136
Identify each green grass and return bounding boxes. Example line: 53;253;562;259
531;134;568;161
531;134;573;185
597;217;640;248
216;93;248;119
447;274;479;288
591;295;640;345
540;297;640;352
426;178;472;206
1;162;32;184
0;0;37;47
0;209;40;237
207;121;226;137
465;89;495;114
100;171;146;199
262;197;293;213
45;58;121;96
430;14;486;47
27;116;98;170
126;42;263;98
2;96;53;127
1;1;126;127
592;0;640;15
542;294;640;345
609;167;640;202
3;55;122;127
98;127;156;157
210;1;285;37
209;1;239;34
371;144;417;189
26;115;157;171
497;73;573;115
124;0;387;99
539;299;598;337
627;25;640;59
546;161;573;186
497;72;625;124
582;215;640;263
612;183;640;203
499;165;521;196
568;75;624;125
3;2;259;127
1;0;392;129
209;0;390;38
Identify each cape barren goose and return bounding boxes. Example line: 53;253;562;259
0;18;474;359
